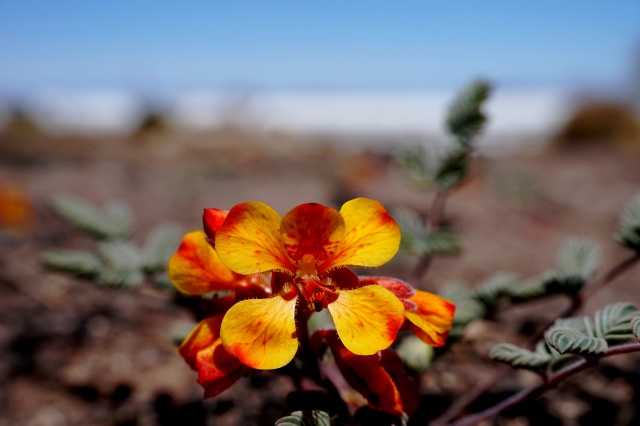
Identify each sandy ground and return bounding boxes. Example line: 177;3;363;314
1;129;640;425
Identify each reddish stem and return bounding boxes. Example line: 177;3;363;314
449;343;640;426
434;253;640;425
408;191;449;287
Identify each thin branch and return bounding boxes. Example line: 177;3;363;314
408;191;448;287
433;251;640;425
581;251;640;300
449;343;640;426
428;191;449;229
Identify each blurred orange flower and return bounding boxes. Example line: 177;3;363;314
0;183;35;234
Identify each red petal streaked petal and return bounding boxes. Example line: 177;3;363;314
216;202;296;275
321;198;401;272
178;316;246;398
327;332;404;417
379;350;420;416
168;231;237;295
203;208;228;243
405;290;455;347
327;285;404;355
197;343;246;399
327;268;360;290
359;276;416;299
280;203;345;262
220;296;298;369
179;316;225;369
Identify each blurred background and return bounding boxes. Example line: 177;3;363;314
1;1;640;425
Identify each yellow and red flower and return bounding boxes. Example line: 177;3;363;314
168;198;455;403
215;198;406;370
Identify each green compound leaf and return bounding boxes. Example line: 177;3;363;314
275;410;333;426
434;147;470;190
394;208;461;257
42;249;102;277
593;302;639;343
396;335;435;374
615;194;640;251
555;238;601;279
96;241;144;288
474;272;520;307
422;229;462;256
544;238;601;295
141;222;183;271
445;79;492;145
490;342;552;371
52;195;134;240
439;282;485;329
546;327;608;356
631;316;640;341
507;277;548;303
395;145;436;189
394;207;428;250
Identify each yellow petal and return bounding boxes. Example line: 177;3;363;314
405;291;455;347
322;198;401;271
328;285;404;355
168;231;237;295
216;202;296;275
220;296;298;369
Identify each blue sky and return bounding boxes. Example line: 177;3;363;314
0;1;639;92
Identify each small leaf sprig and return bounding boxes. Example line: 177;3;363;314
452;303;640;426
43;194;182;289
395;80;492;287
436;193;640;426
615;194;640;251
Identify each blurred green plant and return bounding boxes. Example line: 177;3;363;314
392;81;640;426
43;194;182;289
394;80;492;288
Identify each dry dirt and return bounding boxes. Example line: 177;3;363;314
1;130;640;425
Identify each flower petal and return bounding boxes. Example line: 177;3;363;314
359;276;415;300
220;296;298;369
328;285;404;355
168;231;237;295
179;316;225;369
379;350;420;416
405;291;455;347
178;316;246;398
328;267;360;290
216;202;295;275
322;198;401;271
203;208;228;243
197;344;247;398
280;203;345;262
327;332;404;417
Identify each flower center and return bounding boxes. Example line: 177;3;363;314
295;254;339;312
297;253;318;276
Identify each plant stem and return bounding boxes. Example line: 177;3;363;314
409;191;448;287
432;251;640;425
449;343;640;426
295;305;323;385
581;252;640;300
